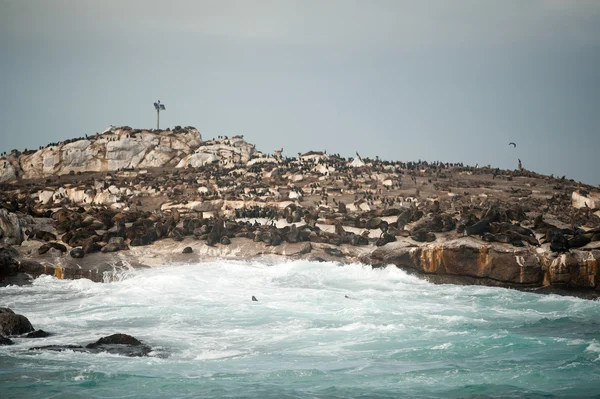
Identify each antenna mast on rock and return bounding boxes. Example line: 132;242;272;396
153;100;166;129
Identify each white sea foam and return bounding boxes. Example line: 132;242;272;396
431;343;453;350
2;259;600;398
585;342;600;353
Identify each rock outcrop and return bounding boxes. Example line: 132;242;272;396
2;125;600;298
176;135;262;168
0;308;34;336
30;333;152;357
572;190;600;209
0;210;25;246
366;239;600;290
0;126;202;181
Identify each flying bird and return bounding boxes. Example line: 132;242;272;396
509;142;516;148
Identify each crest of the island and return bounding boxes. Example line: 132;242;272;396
1;125;600;298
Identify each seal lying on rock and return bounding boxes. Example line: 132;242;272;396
550;232;570;253
464;219;491;237
38;242;68;255
410;228;436;242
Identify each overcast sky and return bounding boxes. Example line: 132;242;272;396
1;0;599;184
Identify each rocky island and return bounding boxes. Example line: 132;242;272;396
1;125;600;297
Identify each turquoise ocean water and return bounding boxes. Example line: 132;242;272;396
1;260;600;398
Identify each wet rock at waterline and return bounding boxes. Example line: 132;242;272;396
0;308;34;336
30;333;152;357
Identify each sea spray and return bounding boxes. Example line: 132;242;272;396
1;260;599;398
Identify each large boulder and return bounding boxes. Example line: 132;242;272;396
0;246;19;277
87;333;143;347
0;336;14;345
0;209;24;245
572;191;600;209
4;127;203;181
0;161;17;183
176;136;259;168
25;329;51;338
0;308;34;336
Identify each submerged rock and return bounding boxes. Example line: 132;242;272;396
30;333;152;357
85;333;152;357
0;336;14;345
87;333;143;346
29;344;87;353
25;329;51;338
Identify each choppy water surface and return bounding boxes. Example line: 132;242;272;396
1;260;600;398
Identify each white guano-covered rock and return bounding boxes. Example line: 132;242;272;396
93;192;119;205
0;209;24;245
177;153;219;168
6;127;202;181
38;190;54;205
0;161;17;182
349;158;365;168
572;191;600;209
161;200;224;213
177;136;262;169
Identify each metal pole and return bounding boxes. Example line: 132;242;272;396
157;108;160;130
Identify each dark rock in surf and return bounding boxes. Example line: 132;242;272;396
0;336;15;345
85;333;152;357
0;308;34;336
25;329;51;338
29;344;86;353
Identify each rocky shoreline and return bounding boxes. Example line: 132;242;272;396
5;234;600;299
1;126;600;299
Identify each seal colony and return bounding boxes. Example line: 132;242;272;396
1;126;600;298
